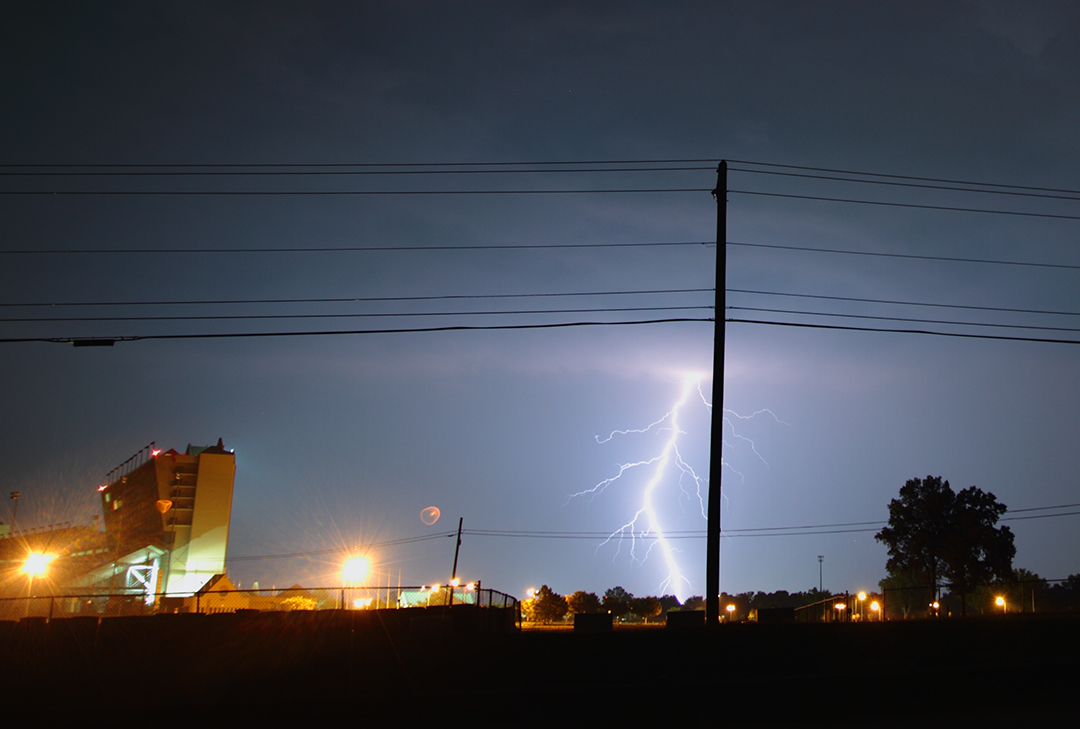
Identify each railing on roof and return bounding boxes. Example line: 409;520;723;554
104;441;156;486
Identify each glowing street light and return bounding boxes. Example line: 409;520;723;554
725;604;736;622
342;556;371;609
834;603;846;622
857;591;867;621
870;601;881;621
995;596;1006;614
342;556;370;584
22;552;55;577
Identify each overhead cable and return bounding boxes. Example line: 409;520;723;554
0;287;713;310
730;190;1080;221
0;317;714;345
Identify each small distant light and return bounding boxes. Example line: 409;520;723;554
465;582;475;591
450;578;460;587
995;596;1005;606
858;592;867;601
870;601;880;612
97;484;108;492
726;604;735;613
431;584;440;592
835;603;846;611
151;449;162;457
932;601;940;610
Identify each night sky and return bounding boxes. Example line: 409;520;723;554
3;2;1079;601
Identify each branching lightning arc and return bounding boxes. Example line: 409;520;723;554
569;373;787;601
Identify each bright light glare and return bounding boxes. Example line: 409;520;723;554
352;598;373;608
835;603;846;611
23;553;56;576
995;596;1005;606
870;601;880;611
725;604;735;612
858;591;867;601
342;557;370;583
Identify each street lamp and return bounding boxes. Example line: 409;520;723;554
870;601;881;621
857;591;867;621
834;603;846;622
995;596;1006;614
22;552;54;618
22;552;55;577
342;556;370;609
725;604;735;622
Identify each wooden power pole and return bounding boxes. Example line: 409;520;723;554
706;161;727;626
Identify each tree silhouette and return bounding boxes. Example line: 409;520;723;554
530;585;568;623
876;476;1014;615
565;590;602;614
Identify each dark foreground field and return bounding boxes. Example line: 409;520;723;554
3;608;1077;725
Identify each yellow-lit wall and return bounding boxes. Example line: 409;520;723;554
165;450;235;594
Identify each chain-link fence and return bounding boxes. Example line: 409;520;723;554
0;583;520;625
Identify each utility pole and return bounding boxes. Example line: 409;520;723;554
451;517;463;581
706;161;727;627
10;492;20;533
819;555;824;592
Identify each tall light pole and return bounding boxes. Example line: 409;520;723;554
818;555;824;592
706;161;727;627
10;491;20;533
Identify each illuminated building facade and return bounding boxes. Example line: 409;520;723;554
95;440;236;597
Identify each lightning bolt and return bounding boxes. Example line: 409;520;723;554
570;373;788;601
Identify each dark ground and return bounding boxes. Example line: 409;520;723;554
3;608;1077;725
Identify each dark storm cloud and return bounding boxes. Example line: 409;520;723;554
2;2;1079;598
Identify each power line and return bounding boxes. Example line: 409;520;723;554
727;158;1080;197
228;532;456;562
730;289;1080;318
0;287;713;310
730;190;1080;221
0;304;711;324
728;167;1080;203
729;317;1080;345
0;241;710;255
729;306;1080;335
225;503;1080;560
0;165;714;177
728;241;1080;272
0;317;713;345
0;158;723;169
0;187;711;196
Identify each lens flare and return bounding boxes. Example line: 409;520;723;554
420;506;441;525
